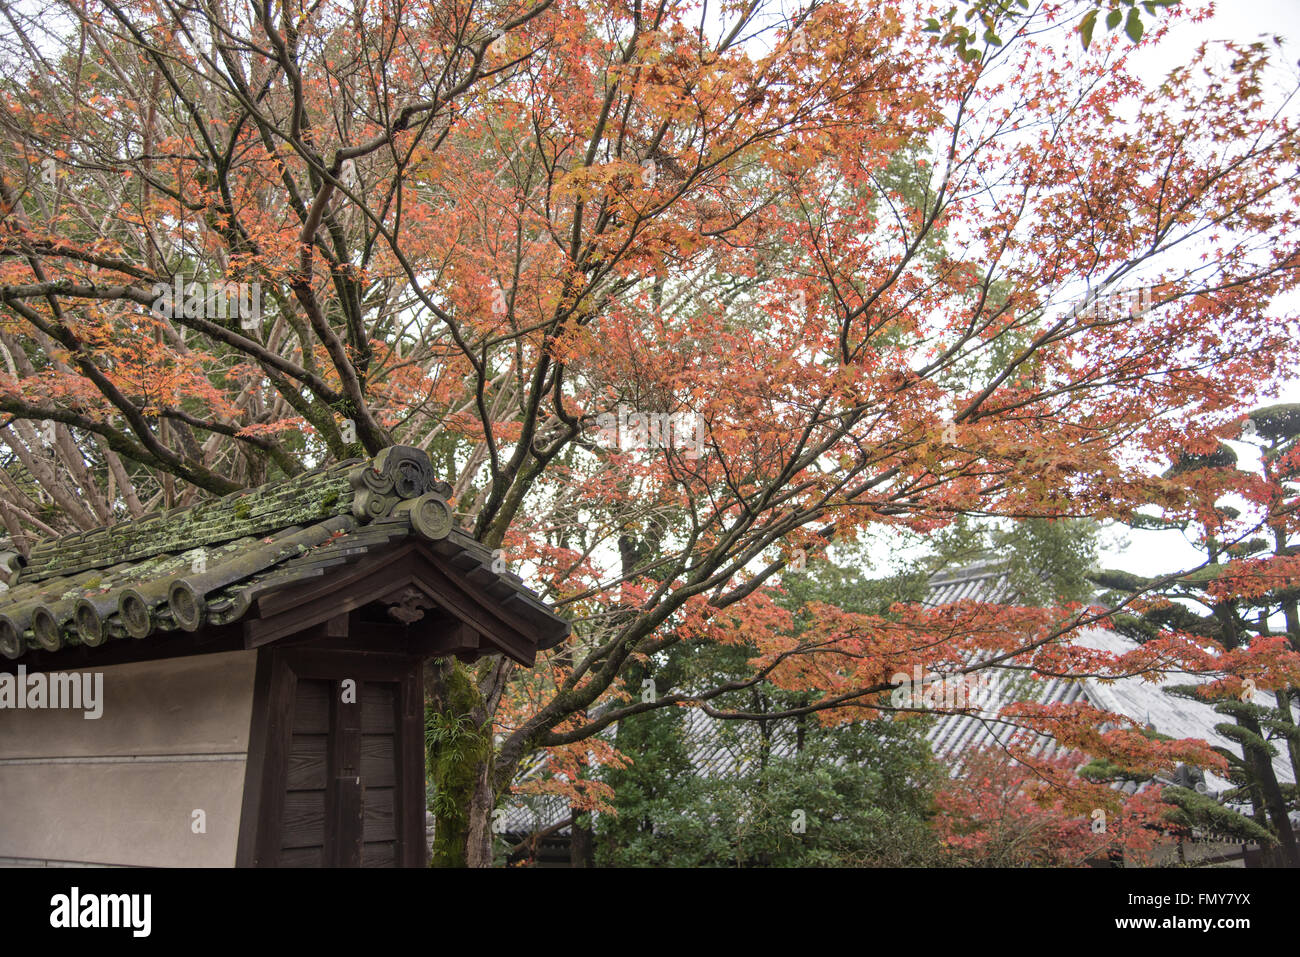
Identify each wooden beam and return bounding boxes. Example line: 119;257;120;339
246;544;543;665
235;646;275;868
3;623;244;675
326;677;363;867
243;551;538;663
395;662;425;867
248;650;297;866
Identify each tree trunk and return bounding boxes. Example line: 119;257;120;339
1240;713;1300;867
570;813;594;867
426;658;497;867
465;760;497;867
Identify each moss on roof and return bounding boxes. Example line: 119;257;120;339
0;446;512;658
17;459;362;584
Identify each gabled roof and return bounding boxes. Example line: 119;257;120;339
921;566;1296;791
0;446;569;664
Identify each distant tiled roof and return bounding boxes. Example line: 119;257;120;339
0;446;569;658
921;569;1296;793
497;561;1296;837
923;559;1013;606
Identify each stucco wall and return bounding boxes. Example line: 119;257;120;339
0;649;257;866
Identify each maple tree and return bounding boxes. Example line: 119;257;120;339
932;747;1182;866
928;0;1180;62
1092;403;1300;864
2;0;1300;866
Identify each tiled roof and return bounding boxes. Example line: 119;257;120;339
497;561;1296;836
921;572;1295;793
0;446;569;658
923;559;1013;606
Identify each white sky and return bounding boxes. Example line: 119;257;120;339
1100;0;1300;576
846;1;1300;582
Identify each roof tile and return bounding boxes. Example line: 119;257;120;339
0;447;568;659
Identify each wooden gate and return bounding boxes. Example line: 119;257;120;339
237;648;425;867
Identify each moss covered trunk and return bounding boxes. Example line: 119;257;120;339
425;658;497;867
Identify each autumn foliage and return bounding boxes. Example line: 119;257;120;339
2;0;1300;863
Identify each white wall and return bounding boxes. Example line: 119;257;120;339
0;649;257;866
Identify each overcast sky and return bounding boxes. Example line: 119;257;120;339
1097;0;1300;576
852;2;1300;581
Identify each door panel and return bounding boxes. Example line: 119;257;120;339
242;649;424;867
279;679;332;864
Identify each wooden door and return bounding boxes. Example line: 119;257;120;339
238;649;425;867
